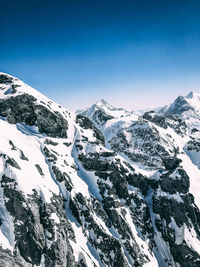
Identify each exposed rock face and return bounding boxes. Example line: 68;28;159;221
107;120;177;168
87;107;115;126
185;139;200;151
0;74;15;84
0;153;76;267
143;111;168;129
0;94;68;138
143;111;187;136
1;73;200;266
162;157;182;170
165;114;187;136
76;114;105;145
167;96;192;115
149;167;200;267
77;151;155;266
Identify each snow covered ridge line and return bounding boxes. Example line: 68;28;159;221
0;72;74;119
0;72;200;266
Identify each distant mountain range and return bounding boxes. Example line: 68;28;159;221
0;72;200;266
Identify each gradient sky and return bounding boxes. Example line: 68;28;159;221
1;0;200;111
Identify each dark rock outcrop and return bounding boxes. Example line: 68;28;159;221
162;157;182;170
76;115;105;145
0;94;68;138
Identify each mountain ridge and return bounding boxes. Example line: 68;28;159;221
0;73;200;266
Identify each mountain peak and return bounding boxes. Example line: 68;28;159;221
185;91;200;100
96;98;111;107
0;72;50;102
164;91;200;116
0;72;72;122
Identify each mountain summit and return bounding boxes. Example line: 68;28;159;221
0;73;200;267
80;98;138;130
186;91;200;100
96;98;111;107
164;91;200;114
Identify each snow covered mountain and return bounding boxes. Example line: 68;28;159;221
162;91;200;134
0;73;200;266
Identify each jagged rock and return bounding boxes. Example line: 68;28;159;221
43;146;57;162
0;177;45;265
165;114;187;136
0;94;68;138
76;115;105;145
44;139;59;146
0;74;14;84
35;164;44;176
143;111;168;129
52;165;73;192
186;139;200;151
9;140;17;150
2;155;21;170
19;149;29;161
166;96;192;115
162;157;182;170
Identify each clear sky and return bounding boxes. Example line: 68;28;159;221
1;0;200;111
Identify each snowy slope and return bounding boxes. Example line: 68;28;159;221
0;73;200;266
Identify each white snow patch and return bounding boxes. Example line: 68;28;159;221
50;213;60;224
184;225;200;255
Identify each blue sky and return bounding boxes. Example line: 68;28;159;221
1;0;200;110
